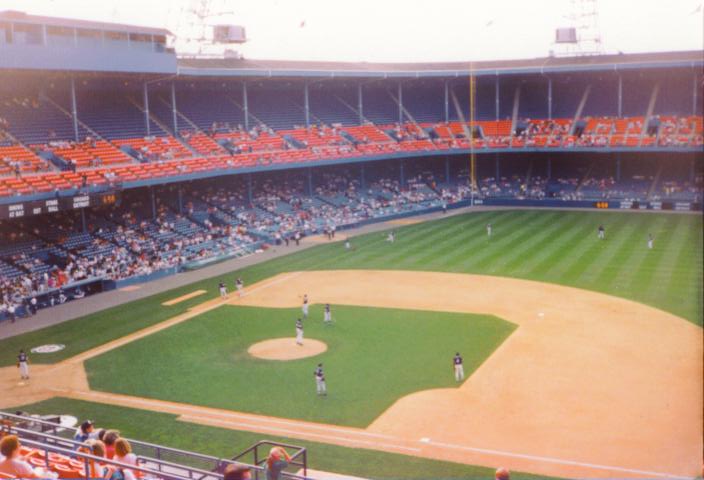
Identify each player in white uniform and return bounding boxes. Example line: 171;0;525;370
219;281;228;299
647;233;653;250
235;277;245;297
598;225;605;240
314;363;327;396
324;304;332;325
386;231;395;243
18;349;29;380
453;352;464;382
302;294;309;319
295;319;304;345
486;223;492;237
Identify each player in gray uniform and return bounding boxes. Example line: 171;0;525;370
486;223;492;237
302;294;309;319
453;352;464;381
235;277;245;297
314;363;327;396
324;304;332;325
598;225;605;240
219;281;228;299
295;318;304;345
17;349;29;380
647;233;653;250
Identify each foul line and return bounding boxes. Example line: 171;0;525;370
425;440;693;480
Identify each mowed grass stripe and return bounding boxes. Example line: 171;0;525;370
591;214;654;289
353;214;482;269
549;214;633;283
392;211;504;270
509;213;589;274
440;211;541;272
474;211;564;274
326;214;464;268
524;213;600;278
623;215;674;293
642;215;693;300
495;212;571;273
599;215;661;294
664;219;704;320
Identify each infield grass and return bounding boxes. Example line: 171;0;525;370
85;305;515;427
1;210;701;367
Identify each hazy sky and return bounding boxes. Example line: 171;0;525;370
0;0;702;61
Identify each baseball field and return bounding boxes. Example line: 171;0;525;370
1;209;702;479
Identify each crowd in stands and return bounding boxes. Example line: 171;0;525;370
0;165;701;322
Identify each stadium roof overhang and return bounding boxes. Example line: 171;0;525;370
176;50;704;80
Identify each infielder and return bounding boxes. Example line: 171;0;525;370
453;352;464;382
17;349;29;380
324;304;332;325
647;233;653;250
219;281;228;299
295;318;304;345
302;294;309;319
235;277;245;297
598;225;605;240
314;363;327;396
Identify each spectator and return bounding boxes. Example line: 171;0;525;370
495;467;510;480
73;420;95;444
265;446;291;480
103;430;120;459
114;438;137;467
0;435;56;478
223;463;252;480
80;439;107;478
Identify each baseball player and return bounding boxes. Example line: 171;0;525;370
344;239;351;250
453;352;464;382
235;277;245;297
295;318;304;345
598;225;605;240
17;349;29;380
302;294;309;319
324;304;332;325
219;281;228;299
314;363;327;396
647;233;653;250
486;223;492;237
386;231;395;243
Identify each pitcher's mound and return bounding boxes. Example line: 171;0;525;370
248;338;327;360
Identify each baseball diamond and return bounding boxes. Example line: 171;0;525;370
0;7;702;480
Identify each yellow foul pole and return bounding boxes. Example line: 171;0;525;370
469;64;477;201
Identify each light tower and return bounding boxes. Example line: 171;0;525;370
168;0;247;58
552;0;604;57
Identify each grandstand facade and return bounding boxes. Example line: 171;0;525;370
0;11;702;317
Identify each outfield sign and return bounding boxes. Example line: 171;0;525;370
0;191;120;220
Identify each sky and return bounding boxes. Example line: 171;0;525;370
0;0;702;62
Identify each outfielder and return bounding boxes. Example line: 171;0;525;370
302;294;309;319
219;281;228;299
647;233;653;250
598;225;605;240
314;363;327;396
295;318;304;345
453;352;464;382
17;349;29;380
486;223;492;237
324;304;332;325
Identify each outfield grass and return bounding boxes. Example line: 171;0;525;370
12;397;557;480
1;210;701;367
85;305;515;427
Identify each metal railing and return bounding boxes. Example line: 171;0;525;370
1;411;310;480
